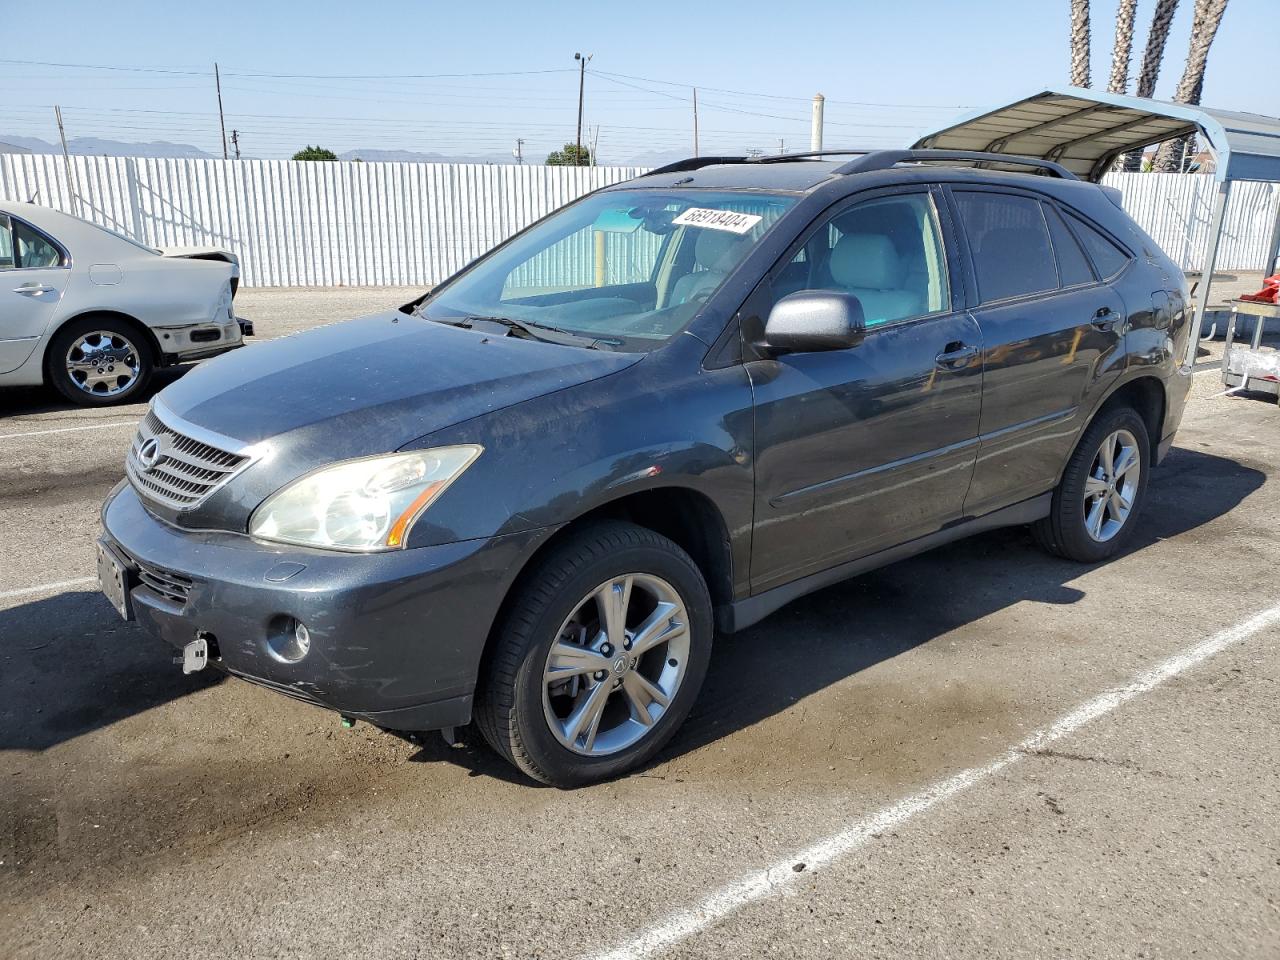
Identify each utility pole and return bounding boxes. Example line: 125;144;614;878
215;62;228;160
574;52;591;162
513;138;525;164
810;93;825;152
591;125;600;166
230;129;241;160
778;138;785;155
54;105;81;216
692;87;699;157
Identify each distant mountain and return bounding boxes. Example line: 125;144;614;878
0;135;215;159
0;133;669;167
338;148;517;165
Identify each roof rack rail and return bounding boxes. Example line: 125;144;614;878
749;150;875;164
642;156;747;177
642;150;875;177
833;149;1079;180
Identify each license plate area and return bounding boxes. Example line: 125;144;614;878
97;538;135;621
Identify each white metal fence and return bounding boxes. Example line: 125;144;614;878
1100;172;1280;274
1;155;1276;286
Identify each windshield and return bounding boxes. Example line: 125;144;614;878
418;189;797;350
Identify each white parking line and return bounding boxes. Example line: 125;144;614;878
587;601;1280;960
0;576;97;602
0;421;137;440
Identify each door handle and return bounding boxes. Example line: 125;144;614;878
1091;306;1121;330
935;343;979;368
14;283;56;296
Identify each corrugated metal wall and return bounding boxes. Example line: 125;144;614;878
0;155;645;287
1101;172;1280;273
2;155;1276;286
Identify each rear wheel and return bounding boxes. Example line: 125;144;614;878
475;521;712;787
48;316;154;406
1033;405;1150;562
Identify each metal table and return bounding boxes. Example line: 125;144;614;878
1220;299;1280;401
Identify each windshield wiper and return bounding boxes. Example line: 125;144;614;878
457;315;610;349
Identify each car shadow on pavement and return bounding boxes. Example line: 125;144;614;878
0;448;1264;780
0;590;225;752
412;446;1266;785
0;367;188;419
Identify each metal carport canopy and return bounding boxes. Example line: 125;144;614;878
911;87;1280;368
910;87;1280;184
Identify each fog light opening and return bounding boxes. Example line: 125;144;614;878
267;616;312;663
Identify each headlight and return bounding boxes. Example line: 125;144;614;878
248;446;482;551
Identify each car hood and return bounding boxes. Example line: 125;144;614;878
150;311;642;528
162;310;642;447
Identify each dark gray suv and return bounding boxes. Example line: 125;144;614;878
98;150;1193;786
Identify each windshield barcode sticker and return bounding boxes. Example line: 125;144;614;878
671;208;763;235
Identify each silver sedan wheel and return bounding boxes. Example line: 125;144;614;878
1082;428;1142;542
542;573;690;757
65;330;142;397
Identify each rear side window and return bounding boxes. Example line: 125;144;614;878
1065;212;1131;279
0;213;13;270
954;192;1057;303
14;220;64;268
1043;205;1095;287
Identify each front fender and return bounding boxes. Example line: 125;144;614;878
398;349;756;589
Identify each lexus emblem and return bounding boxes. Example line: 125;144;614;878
137;437;162;472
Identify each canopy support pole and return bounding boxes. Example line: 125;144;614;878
1186;179;1232;370
1263;196;1280;276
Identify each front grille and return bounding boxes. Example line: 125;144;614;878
125;408;251;510
135;560;193;605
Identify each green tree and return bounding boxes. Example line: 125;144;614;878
292;145;338;161
545;143;592;166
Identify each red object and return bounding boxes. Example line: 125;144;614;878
1240;273;1280;304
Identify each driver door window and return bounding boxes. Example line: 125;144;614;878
772;192;950;327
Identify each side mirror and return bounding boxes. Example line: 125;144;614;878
763;290;866;353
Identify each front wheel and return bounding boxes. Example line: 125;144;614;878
1033;405;1151;562
475;521;713;787
48;316;154;406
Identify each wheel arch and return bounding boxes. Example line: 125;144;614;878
1092;374;1166;463
475;485;735;696
42;308;163;381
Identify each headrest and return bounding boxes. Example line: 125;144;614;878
830;234;903;290
694;229;741;270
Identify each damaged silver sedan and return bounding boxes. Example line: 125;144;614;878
0;202;249;405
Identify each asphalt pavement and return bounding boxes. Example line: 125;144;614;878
1;287;1277;959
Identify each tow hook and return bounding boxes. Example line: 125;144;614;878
174;633;216;674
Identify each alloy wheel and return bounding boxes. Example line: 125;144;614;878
65;331;142;397
542;573;689;757
1082;427;1142;542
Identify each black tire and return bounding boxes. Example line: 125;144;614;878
475;521;713;787
47;315;155;406
1032;405;1151;562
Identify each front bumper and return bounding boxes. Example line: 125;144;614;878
100;484;543;730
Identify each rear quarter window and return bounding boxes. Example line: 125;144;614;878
1065;211;1131;279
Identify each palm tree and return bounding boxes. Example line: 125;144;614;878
1108;0;1139;93
1155;0;1230;171
1122;0;1180;170
1070;0;1091;87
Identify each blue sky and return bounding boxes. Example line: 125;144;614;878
1;0;1276;163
